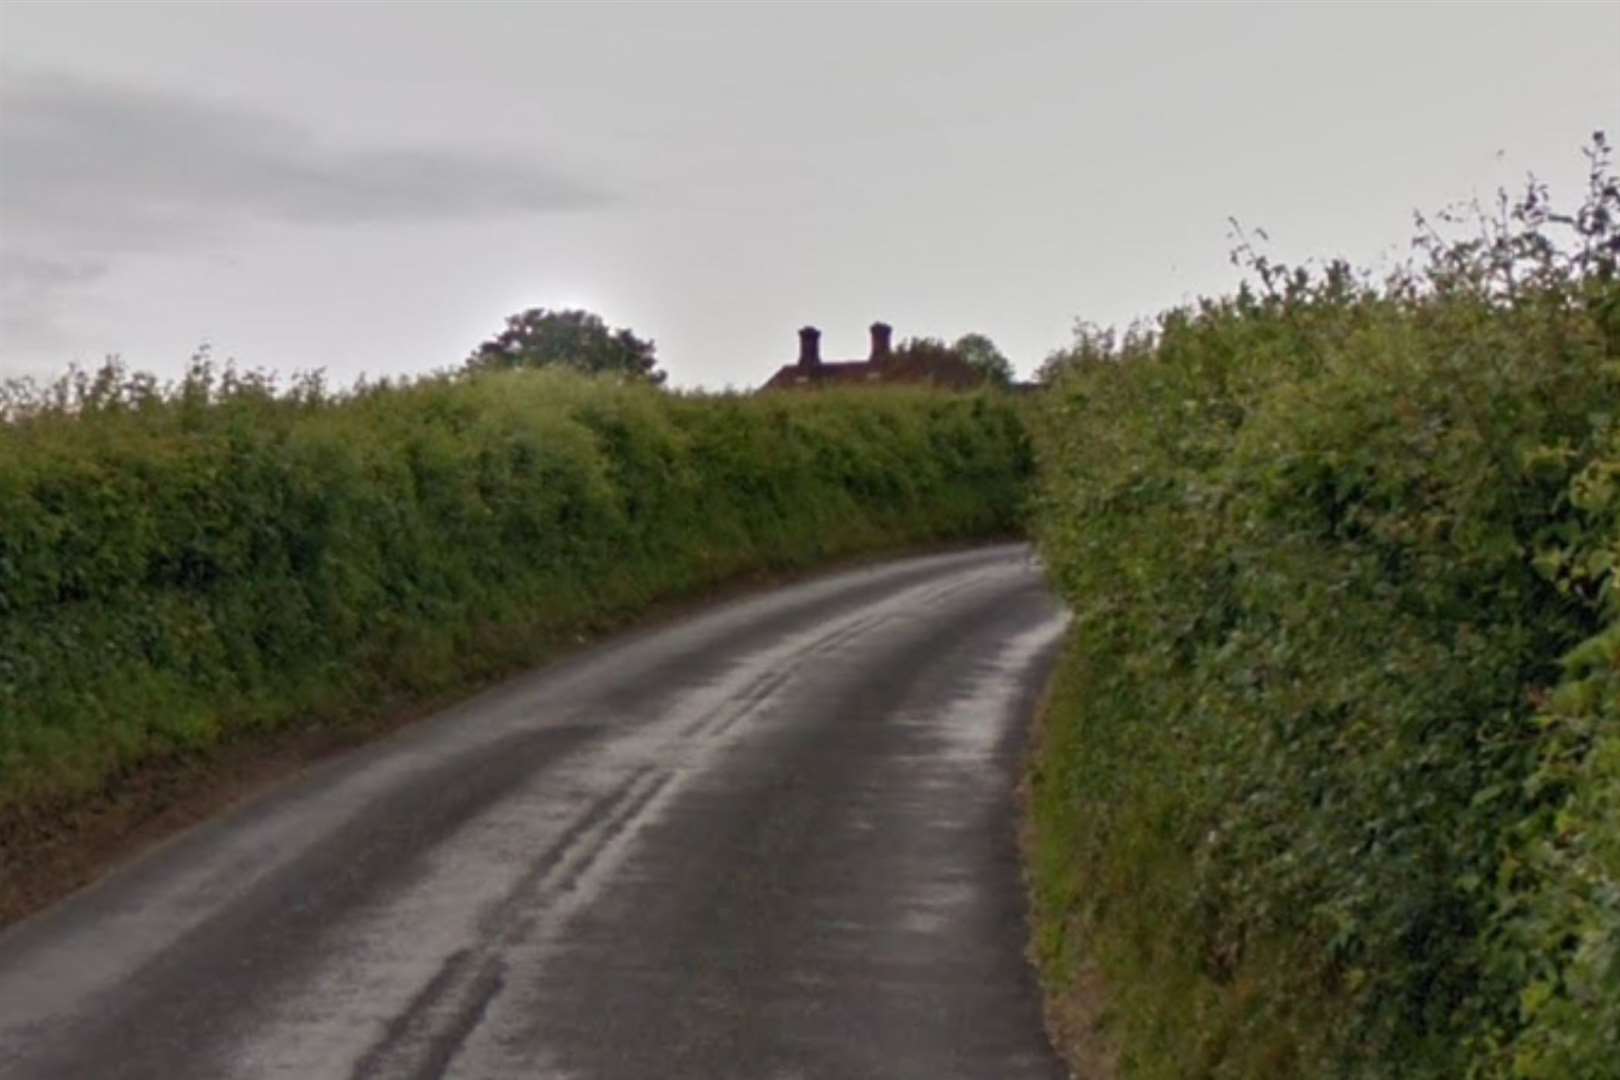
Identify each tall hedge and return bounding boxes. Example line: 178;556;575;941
0;366;1030;825
1026;148;1620;1077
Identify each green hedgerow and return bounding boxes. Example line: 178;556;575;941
0;364;1030;825
1026;134;1620;1078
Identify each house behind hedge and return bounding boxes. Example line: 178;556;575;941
761;322;987;391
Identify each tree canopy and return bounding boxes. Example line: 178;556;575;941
893;335;959;365
467;308;665;384
893;333;1014;386
951;333;1014;386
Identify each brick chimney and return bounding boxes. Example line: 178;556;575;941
798;326;821;367
869;321;893;363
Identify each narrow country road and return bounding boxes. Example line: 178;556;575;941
0;545;1068;1080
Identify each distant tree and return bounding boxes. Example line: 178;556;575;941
951;332;1014;386
893;335;959;365
467;307;665;384
1036;320;1150;384
1034;348;1075;385
893;333;1012;386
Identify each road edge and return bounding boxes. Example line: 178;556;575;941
1018;636;1120;1080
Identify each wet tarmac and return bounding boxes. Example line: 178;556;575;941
0;544;1068;1079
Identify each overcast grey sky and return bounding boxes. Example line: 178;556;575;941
1;2;1616;389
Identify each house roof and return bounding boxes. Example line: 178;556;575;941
762;356;986;391
761;324;988;391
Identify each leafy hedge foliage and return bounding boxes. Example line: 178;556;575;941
0;365;1029;825
1026;141;1620;1077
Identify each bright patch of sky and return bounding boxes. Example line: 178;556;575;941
2;2;1616;388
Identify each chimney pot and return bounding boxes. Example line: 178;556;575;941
869;321;893;363
798;326;821;367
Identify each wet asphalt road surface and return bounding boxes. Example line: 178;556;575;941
0;544;1069;1079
